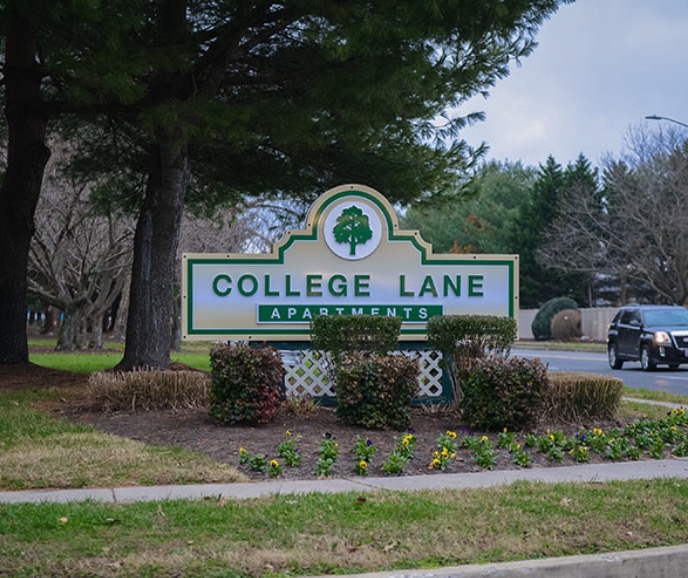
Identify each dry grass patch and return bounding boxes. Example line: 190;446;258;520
0;431;245;490
546;371;624;421
88;370;210;411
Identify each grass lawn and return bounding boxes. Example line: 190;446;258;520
29;349;212;373
0;388;245;491
2;479;688;577
3;340;688;577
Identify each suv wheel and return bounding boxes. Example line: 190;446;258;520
640;345;656;371
608;344;623;369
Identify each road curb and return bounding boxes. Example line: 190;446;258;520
303;545;688;578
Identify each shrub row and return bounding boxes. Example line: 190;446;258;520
460;364;626;432
89;314;625;433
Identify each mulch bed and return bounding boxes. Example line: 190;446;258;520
54;398;621;482
3;362;627;482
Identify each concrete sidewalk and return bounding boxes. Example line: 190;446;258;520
4;459;688;577
2;457;688;504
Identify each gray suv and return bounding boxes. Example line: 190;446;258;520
607;305;688;371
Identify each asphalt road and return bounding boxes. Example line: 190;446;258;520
512;348;688;396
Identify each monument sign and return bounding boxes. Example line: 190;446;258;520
182;184;518;341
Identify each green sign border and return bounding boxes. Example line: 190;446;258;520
183;185;518;339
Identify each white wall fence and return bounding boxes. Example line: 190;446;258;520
518;307;616;342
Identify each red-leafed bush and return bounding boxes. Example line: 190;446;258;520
209;344;284;425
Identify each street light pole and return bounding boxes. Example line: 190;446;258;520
645;114;688;129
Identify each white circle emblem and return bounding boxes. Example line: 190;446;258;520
324;201;382;260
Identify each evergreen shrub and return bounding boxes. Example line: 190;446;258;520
209;344;284;425
427;314;517;359
335;352;419;430
550;309;582;341
427;314;517;406
546;371;623;421
311;314;401;360
311;315;415;429
462;357;550;431
531;296;578;341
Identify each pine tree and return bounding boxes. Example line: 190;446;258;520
0;0;573;367
513;155;591;308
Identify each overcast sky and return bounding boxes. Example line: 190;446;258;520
456;0;688;169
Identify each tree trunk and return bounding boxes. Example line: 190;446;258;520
55;303;106;351
0;10;50;364
110;276;130;341
56;305;87;352
116;137;189;370
40;305;57;335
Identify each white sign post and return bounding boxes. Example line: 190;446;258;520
182;184;518;342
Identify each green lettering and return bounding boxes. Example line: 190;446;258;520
443;275;461;297
212;274;232;297
306;274;323;297
354;275;370;297
419;275;438;297
285;274;301;297
238;274;258;297
329;274;347;297
399;275;414;297
468;275;484;297
264;274;279;297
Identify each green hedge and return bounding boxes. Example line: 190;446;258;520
311;315;401;360
427;314;517;357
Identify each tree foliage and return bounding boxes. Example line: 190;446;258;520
539;125;688;305
512;154;594;308
0;0;572;367
401;160;536;254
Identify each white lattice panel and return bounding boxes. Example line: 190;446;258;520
282;350;335;397
281;349;444;399
398;349;444;398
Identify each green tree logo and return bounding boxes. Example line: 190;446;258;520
332;205;373;256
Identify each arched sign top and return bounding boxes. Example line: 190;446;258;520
182;184;518;341
270;184;434;264
303;184;419;261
